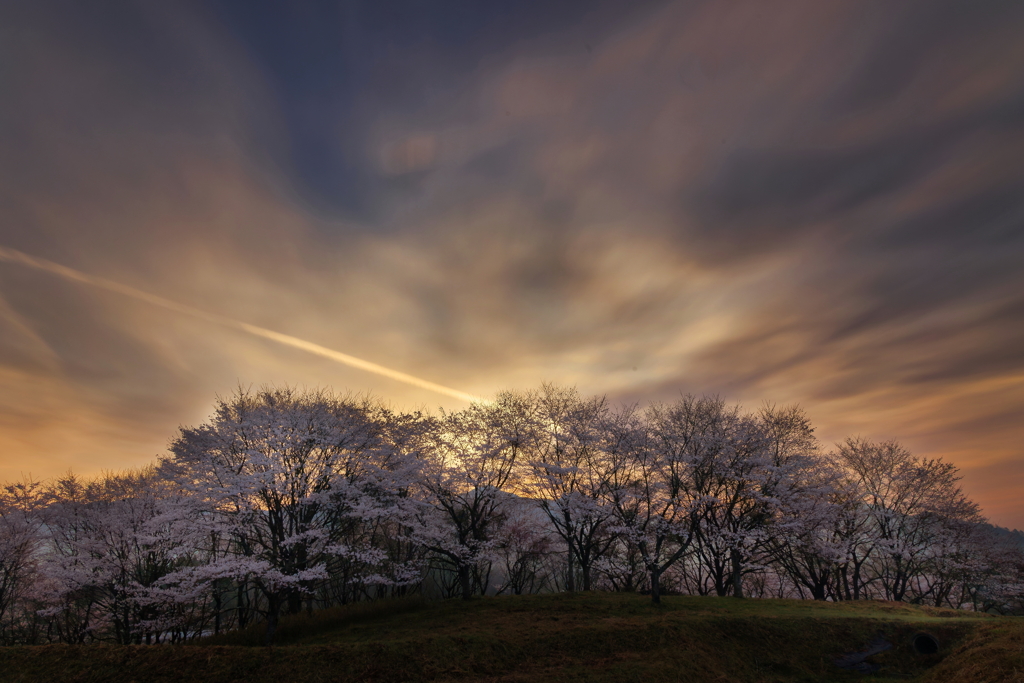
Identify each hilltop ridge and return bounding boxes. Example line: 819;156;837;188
3;592;1021;683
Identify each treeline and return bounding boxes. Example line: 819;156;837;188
1;385;1021;645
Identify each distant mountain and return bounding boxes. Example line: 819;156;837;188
977;522;1024;550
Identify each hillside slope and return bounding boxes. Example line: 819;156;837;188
1;593;1020;683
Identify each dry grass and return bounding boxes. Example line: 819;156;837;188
0;593;1018;683
918;621;1024;683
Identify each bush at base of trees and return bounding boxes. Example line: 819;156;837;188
1;384;1021;645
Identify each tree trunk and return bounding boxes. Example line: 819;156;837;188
458;564;473;601
264;594;281;646
238;581;250;628
287;588;302;615
213;586;221;636
891;571;908;603
566;547;576;593
837;565;850;601
730;548;744;598
650;565;662;605
712;557;730;596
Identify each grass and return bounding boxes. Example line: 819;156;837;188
1;593;1020;683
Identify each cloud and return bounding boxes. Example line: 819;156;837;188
0;0;1022;527
357;0;1024;524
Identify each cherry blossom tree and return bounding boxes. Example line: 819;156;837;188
603;400;713;604
412;393;531;600
681;403;769;599
744;404;836;599
834;437;982;602
769;457;849;600
961;527;1024;613
37;470;196;643
0;479;44;643
1;381;1018;640
906;516;990;608
163;386;416;643
493;494;558;596
521;384;617;592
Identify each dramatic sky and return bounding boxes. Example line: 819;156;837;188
2;0;1023;526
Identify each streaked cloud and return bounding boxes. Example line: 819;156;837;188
1;0;1022;526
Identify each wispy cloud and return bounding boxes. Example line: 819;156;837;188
1;0;1022;526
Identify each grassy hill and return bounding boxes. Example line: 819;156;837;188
2;593;1022;682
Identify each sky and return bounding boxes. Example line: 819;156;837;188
1;0;1023;527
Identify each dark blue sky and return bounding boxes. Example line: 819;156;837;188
202;0;664;219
